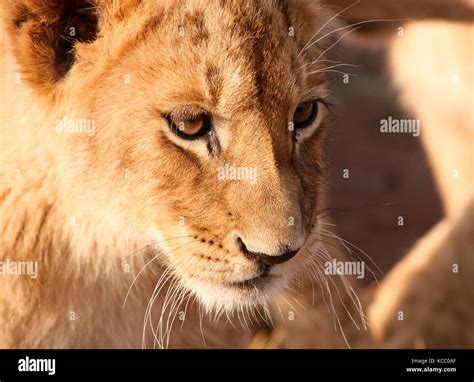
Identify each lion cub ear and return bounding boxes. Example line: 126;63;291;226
2;0;98;96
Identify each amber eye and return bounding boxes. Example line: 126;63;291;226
293;101;318;129
167;112;211;140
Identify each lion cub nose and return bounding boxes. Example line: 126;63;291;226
236;237;300;265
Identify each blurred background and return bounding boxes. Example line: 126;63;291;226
327;42;443;278
322;0;473;282
315;0;473;348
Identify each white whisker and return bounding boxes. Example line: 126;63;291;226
307;63;362;75
294;0;361;61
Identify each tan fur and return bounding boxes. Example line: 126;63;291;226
1;0;472;349
1;0;356;348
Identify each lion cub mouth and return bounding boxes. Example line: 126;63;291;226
229;270;274;290
158;229;305;311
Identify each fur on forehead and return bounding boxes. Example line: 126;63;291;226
1;0;338;101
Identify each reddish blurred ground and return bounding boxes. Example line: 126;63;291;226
326;40;443;283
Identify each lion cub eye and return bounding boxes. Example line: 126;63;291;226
167;111;211;140
293;101;319;130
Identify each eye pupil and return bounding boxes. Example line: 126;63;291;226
168;111;211;140
185;118;204;134
293;101;318;129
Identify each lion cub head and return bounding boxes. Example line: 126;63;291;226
3;0;336;312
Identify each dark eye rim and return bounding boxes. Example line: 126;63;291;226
166;113;212;141
294;100;319;130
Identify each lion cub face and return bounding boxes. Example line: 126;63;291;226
5;0;334;312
